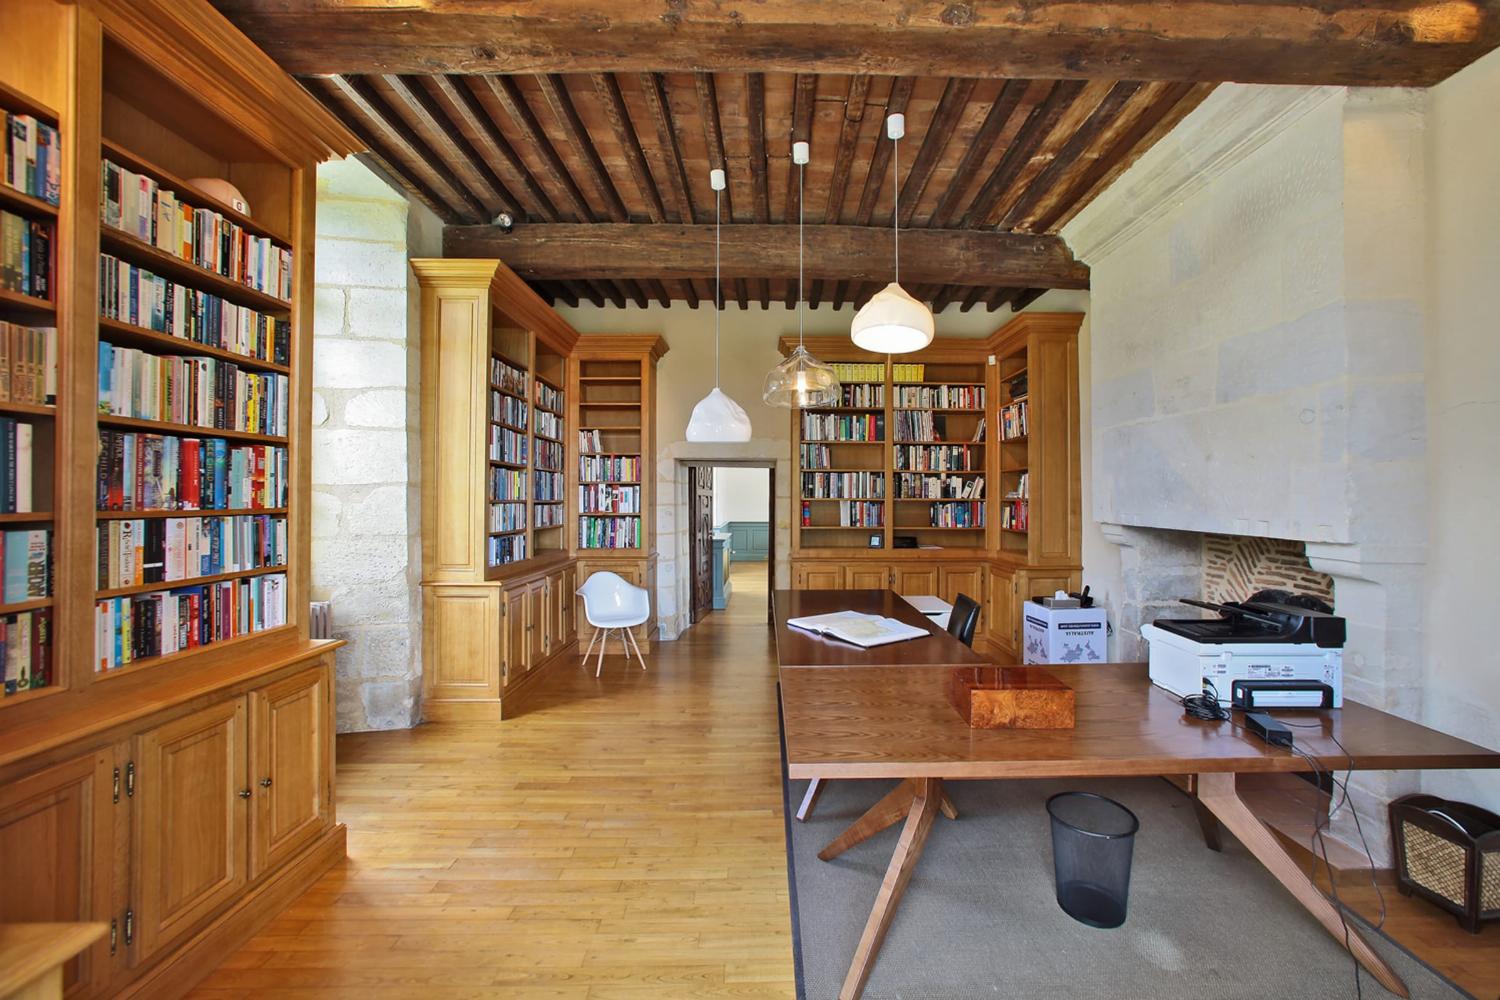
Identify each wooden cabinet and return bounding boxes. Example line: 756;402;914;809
132;699;249;962
892;565;940;596
526;581;548;666
0;753;115;997
847;563;892;589
250;668;332;879
794;563;846;590
503;586;529;683
940;563;988;638
988;563;1019;657
552;565;577;649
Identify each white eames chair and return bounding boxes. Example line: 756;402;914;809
576;571;650;677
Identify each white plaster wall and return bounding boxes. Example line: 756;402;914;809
312;158;440;732
1420;49;1500;808
712;466;770;524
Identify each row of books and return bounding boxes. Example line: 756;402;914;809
491;356;526;396
801;500;883;528
923;501;985;528
1001;501;1029;531
578;428;634;453
489;425;528;465
894;444;981;472
1001;400;1029;440
534;504;564;528
5;113;61;205
490;467;526;502
490;390;528;429
94;573;287;671
535;471;563;502
893;411;987;442
536;440;563;471
894;384;984;409
535;409;563;440
834;383;884;407
580;454;640;482
801;471;885;499
0;322;56;405
96;514;287;590
579;516;641;549
489;502;524;533
100;159;293;300
891;363;927;383
0;419;40;514
97;342;290;437
831;362;885;383
0;211;52;299
896;473;985;500
2;608;51;695
99;254;291;365
488;533;525;565
97;432;286;511
1006;471;1030;500
3;528;50;603
535;380;564;413
802;412;883;442
580;483;640;513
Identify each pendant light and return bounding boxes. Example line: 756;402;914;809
686;168;753;443
763;140;841;409
850;113;935;354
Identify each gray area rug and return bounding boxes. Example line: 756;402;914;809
785;776;1473;1000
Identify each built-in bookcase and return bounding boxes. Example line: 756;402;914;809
489;328;530;567
891;358;988;547
533;346;566;546
576;356;646;551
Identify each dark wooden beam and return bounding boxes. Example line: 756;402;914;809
217;2;1500;87
825;75;871;224
959;80;1085;229
929;79;1028;229
931;285;964;313
536;74;630;221
445;222;1089;288
897;76;975;227
675;279;700;309
382;75;520;218
638;73;695;224
591;73;666;222
1009;287;1048;311
645;278;672;308
853;78;914;226
433;75;561;221
986;286;1022;310
694;72;734;220
783;74;817;225
746;73;771;224
959;286;988;312
479;75;596;221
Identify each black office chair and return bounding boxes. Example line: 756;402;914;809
947;593;980;647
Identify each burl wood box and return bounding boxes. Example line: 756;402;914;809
949;666;1076;729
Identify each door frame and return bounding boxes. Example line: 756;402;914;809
679;460;776;625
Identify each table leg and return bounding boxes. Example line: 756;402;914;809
939;788;959;821
819;779;916;861
839;777;942;1000
1196;772;1408;999
796;778;826;822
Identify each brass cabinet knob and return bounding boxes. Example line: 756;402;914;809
238;789;252;799
260;777;273;788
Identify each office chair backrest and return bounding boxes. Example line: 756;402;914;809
577;571;650;619
947;593;980;647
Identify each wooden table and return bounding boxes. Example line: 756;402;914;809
779;660;1500;1000
0;924;107;1000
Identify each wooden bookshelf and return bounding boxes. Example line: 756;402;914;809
0;2;357;997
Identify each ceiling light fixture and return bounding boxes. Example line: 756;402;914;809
850;113;934;354
685;168;752;443
763;140;840;409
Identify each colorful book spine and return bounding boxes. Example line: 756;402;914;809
93;572;287;671
95;514;287;589
96;342;289;436
4;113;61;206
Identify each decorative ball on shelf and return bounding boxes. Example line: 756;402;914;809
187;177;251;216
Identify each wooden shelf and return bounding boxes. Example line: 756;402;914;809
490;349;528;371
534;433;563;443
92;624;298;683
578;401;642;409
0;400;56;418
490;384;527;400
0;287;55;315
0;683;64;708
579;479;640;485
96;564;288;599
96;507;287;520
0;185;58;218
578;376;640;383
101;138;292;246
579;425;641;431
803;406;884;412
488;459;528;469
493;420;528;433
0;511;53;523
98;317;291;374
97;413;287;444
1001;434;1029;444
100;227;292;314
535;405;563;416
802;497;886;502
802;439;884;445
895;439;985;445
892;407;985;413
0;80;59;122
1002;527;1030;535
488;529;525;536
0;596;53;614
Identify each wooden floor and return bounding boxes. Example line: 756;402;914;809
191;561;1498;999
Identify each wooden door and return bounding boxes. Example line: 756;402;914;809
847;563;892;589
892;565;940;596
793;563;845;590
989;563;1018;656
133;698;248;961
503;586;529;683
689;466;714;623
560;565;577;645
250;667;331;879
526;581;547;667
0;752;116;997
940;563;988;637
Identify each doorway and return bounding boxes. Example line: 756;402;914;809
685;462;775;626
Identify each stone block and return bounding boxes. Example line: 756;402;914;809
1347;380;1425;460
312;429;408;485
347;288;412;340
313;533;410;589
317;199;408;242
1345;300;1424;377
347;485;411;534
314;286;346;338
314;339;407;391
314;239;410;290
311;391;330;427
336;624;414;681
319;158;408;203
311;490;342;539
345;389;408;429
1092;369;1156;428
1215;303;1346;404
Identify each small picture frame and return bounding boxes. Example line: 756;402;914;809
867;533;883;548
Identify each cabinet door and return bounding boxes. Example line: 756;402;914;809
892;565;940;596
503;586;529;683
793;563;845;590
940;564;988;637
250;666;332;879
0;752;116;997
526;582;547;668
988;564;1018;656
560;565;577;645
133;698;248;961
847;563;892;589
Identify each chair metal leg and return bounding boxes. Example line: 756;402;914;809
625;626;647;670
595;629;610;677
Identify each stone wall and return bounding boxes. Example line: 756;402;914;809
311;158;439;732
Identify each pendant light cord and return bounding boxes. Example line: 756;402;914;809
714;185;721;387
798;154;805;347
892;126;900;286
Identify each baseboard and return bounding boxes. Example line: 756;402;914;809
116;823;345;1000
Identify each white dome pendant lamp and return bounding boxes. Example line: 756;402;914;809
850;113;935;354
763;140;841;409
686;168;753;443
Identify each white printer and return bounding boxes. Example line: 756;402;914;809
1143;597;1344;709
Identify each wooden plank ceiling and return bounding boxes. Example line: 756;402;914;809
301;71;1209;310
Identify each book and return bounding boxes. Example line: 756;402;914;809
2;528;50;602
786;611;929;648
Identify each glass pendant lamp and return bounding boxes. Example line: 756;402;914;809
686;168;753;442
764;141;841;408
850;114;935;354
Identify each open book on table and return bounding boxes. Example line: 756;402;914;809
785;610;930;648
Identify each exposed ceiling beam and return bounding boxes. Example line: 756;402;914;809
638;72;695;224
214;2;1500;87
443;222;1089;288
852;78;914;226
591;73;667;222
536;74;630;221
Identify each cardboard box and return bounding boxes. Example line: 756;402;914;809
1022;602;1107;664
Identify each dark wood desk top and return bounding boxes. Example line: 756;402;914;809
772;589;990;669
780;662;1500;780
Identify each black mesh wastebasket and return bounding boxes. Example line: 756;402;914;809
1046;792;1140;928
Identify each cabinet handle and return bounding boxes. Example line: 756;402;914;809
238;789;252;799
123;909;134;947
260;777;273;788
109;918;118;955
113;767;121;804
125;761;136;798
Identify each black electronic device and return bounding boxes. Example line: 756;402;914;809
1153;597;1345;648
1244;711;1295;748
893;536;917;549
1231;679;1335;710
